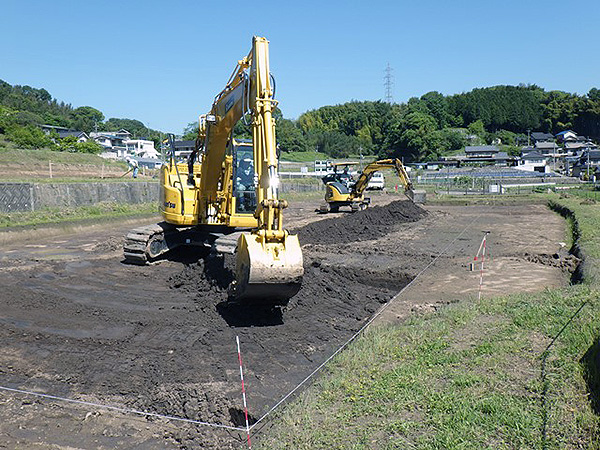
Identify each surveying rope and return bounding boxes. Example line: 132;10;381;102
0;385;246;432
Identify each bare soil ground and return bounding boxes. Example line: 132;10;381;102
0;194;572;448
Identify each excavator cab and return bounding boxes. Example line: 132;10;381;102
232;142;257;213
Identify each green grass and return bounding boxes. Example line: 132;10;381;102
0;136;135;182
258;290;599;449
0;202;158;228
256;194;600;449
280;151;331;162
0;138;124;166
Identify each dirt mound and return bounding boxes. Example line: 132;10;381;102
296;199;427;245
523;251;580;273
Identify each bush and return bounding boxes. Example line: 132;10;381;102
6;125;51;149
75;140;102;154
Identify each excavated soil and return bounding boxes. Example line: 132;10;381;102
297;200;427;245
0;196;573;448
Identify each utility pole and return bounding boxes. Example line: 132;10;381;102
384;63;394;104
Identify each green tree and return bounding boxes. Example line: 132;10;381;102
276;118;308;153
75;140;102;154
6;124;52;149
182;121;199;140
70;106;104;133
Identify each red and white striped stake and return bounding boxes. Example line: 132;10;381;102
236;335;251;448
475;232;489;301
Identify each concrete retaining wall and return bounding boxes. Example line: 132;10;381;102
0;180;321;213
0;182;158;213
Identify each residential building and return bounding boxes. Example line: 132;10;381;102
91;131;127;153
173;140;196;159
517;151;548;173
41;124;72;135
534;141;560;156
569;149;600;178
531;132;554;143
556;130;580;143
57;130;89;142
125;139;159;159
465;145;500;159
565;141;598;153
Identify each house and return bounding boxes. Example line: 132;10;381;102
91;133;127;156
115;129;132;140
565;141;598;153
569;149;600;178
517;151;548;173
125;139;159;159
90;131;131;157
493;151;513;166
535;141;559;156
135;157;163;169
41;124;72;135
556;130;580;143
173;140;196;159
465;145;500;159
57;130;89;143
531;132;554;143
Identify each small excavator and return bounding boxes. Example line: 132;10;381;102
123;36;303;305
320;158;414;213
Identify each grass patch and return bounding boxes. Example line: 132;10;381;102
258;288;599;449
256;193;600;449
280;151;331;162
0;202;158;228
427;192;551;206
0;139;123;166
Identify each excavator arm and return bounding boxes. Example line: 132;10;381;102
198;36;303;302
350;158;413;200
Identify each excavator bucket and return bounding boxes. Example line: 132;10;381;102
234;232;304;305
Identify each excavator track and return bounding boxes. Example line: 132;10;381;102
123;224;244;265
123;222;176;265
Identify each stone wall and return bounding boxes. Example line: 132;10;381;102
0;182;158;213
0;180;321;213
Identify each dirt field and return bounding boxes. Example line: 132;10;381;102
0;193;573;448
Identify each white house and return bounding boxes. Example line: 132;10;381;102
556;130;579;142
90;132;127;152
517;151;549;173
125;139;159;159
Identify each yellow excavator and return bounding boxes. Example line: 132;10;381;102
123;36;303;305
320;158;414;212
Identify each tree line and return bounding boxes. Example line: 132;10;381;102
251;84;599;161
2;77;599;162
0;79;164;152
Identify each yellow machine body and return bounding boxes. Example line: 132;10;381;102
157;36;303;303
322;158;414;212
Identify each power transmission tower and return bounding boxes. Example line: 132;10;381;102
384;63;394;103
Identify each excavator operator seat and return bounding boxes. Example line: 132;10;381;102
233;144;257;213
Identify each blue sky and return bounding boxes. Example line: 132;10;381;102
2;0;598;133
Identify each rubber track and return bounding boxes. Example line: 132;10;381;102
123;223;167;265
